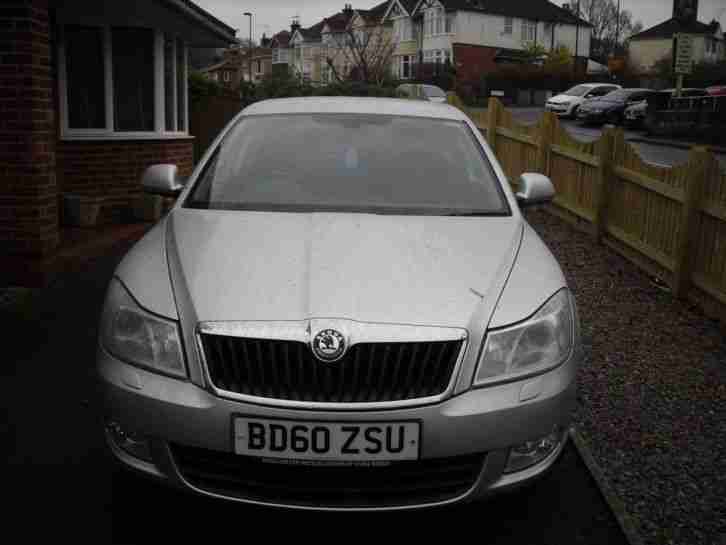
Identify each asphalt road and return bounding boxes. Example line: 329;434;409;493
508;107;726;169
4;245;627;544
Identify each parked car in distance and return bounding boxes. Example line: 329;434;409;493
624;88;707;129
397;83;448;103
577;88;654;126
706;85;726;96
98;97;581;511
545;83;621;118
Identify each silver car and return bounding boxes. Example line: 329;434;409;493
98;97;581;510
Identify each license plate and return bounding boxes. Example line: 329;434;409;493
233;416;420;462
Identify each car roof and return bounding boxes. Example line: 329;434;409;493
242;97;468;120
579;83;619;88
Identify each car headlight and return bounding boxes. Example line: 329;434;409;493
474;289;574;386
100;278;187;378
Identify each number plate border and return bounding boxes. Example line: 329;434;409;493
230;413;423;461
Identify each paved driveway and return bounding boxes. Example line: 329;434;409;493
4;242;627;544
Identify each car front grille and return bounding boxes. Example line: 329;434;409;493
200;335;463;403
171;443;485;508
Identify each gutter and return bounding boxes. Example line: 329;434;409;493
159;0;236;43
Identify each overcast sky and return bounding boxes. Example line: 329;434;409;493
194;0;726;43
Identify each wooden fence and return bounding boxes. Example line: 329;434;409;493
189;95;245;163
449;94;726;327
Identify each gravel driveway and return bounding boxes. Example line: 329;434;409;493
527;209;726;545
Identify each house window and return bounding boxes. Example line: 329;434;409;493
400;55;412;79
445;14;456;34
424;11;433;37
504;17;513;35
256;60;262;74
163;37;175;131
59;24;188;139
64;25;106;129
435;9;444;35
521;20;536;43
112;27;155;132
396;18;413;41
176;38;186;132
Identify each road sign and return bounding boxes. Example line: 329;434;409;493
674;33;694;75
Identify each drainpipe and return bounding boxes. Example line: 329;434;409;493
574;0;580;77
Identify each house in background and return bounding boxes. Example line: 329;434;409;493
246;42;274;83
629;17;724;74
290;20;327;82
382;0;592;81
321;6;358;84
270;30;293;76
199;58;238;87
1;0;235;286
386;0;419;80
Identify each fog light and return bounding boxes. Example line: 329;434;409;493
504;426;564;474
106;420;153;462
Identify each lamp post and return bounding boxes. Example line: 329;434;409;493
574;0;580;77
614;0;621;58
244;12;252;83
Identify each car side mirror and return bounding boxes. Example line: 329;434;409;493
516;173;555;208
141;164;186;196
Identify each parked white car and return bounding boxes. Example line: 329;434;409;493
545;83;622;118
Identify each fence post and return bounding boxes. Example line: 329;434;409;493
593;126;618;242
487;97;499;151
672;146;709;298
536;111;556;176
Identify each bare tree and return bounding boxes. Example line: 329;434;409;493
325;25;396;85
578;0;644;59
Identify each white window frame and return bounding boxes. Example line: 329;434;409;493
223;70;231;82
504;17;513;35
521;19;536;43
58;24;189;141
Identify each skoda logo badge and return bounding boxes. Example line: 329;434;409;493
312;329;346;362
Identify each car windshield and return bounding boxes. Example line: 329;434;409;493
562;85;590;97
186;114;510;216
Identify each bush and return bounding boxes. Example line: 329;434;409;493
236;70;402;106
189;71;226;105
650;57;726;89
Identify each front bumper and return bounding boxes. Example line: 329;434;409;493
624;113;644;127
545;103;571;116
98;345;580;510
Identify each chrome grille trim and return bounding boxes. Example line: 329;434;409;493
196;320;468;410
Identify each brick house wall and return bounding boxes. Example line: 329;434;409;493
452;43;500;82
0;0;58;282
57;139;194;223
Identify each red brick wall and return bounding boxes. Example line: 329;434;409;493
56;139;194;222
0;0;58;265
453;43;500;82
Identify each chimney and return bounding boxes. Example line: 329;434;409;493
343;3;354;16
562;3;571;12
291;16;301;33
673;0;699;23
